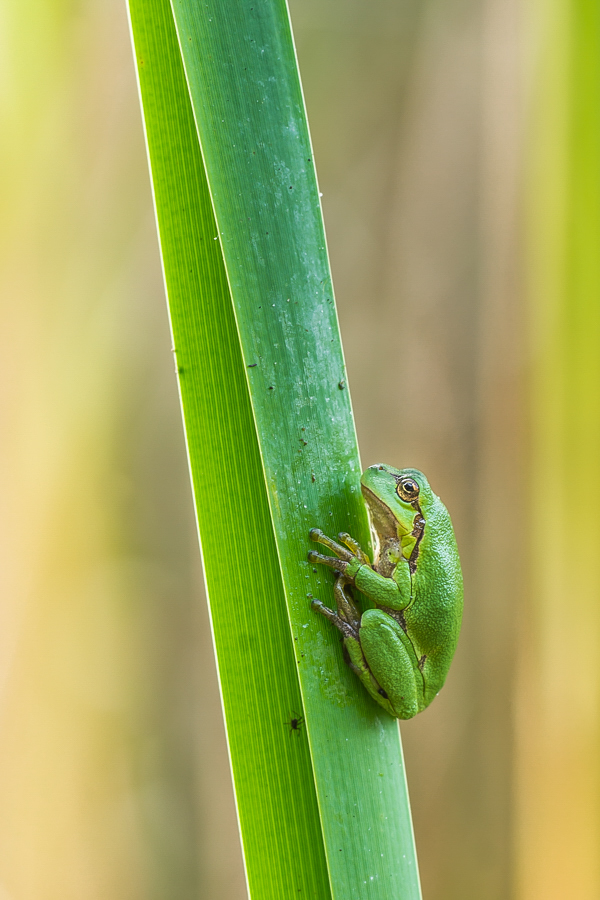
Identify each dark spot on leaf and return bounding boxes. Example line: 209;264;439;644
286;713;304;735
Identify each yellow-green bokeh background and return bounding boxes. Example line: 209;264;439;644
1;0;598;898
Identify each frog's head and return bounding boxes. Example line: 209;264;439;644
361;465;433;554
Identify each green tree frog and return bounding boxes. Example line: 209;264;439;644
309;464;463;719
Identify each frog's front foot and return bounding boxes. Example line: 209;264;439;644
337;532;370;565
308;528;368;580
307;548;349;574
309;528;354;561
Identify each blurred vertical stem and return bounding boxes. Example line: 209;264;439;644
128;1;421;899
521;0;600;897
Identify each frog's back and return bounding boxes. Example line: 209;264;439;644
405;493;463;705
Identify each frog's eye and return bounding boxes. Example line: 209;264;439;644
397;477;420;502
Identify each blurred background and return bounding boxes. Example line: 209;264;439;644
1;0;598;898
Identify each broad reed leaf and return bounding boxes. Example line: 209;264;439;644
128;1;421;897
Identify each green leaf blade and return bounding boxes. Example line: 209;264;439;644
128;3;331;898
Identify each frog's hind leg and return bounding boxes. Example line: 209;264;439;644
359;609;422;719
313;593;399;718
342;636;397;718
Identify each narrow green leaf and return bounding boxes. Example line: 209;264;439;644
128;0;421;897
128;4;329;897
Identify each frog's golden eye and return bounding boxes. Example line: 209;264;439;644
397;477;420;502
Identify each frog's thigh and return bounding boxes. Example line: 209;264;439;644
359;610;420;719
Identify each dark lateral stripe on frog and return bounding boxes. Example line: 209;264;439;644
408;507;426;574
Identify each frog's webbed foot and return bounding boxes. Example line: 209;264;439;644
333;577;361;632
311;598;358;640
